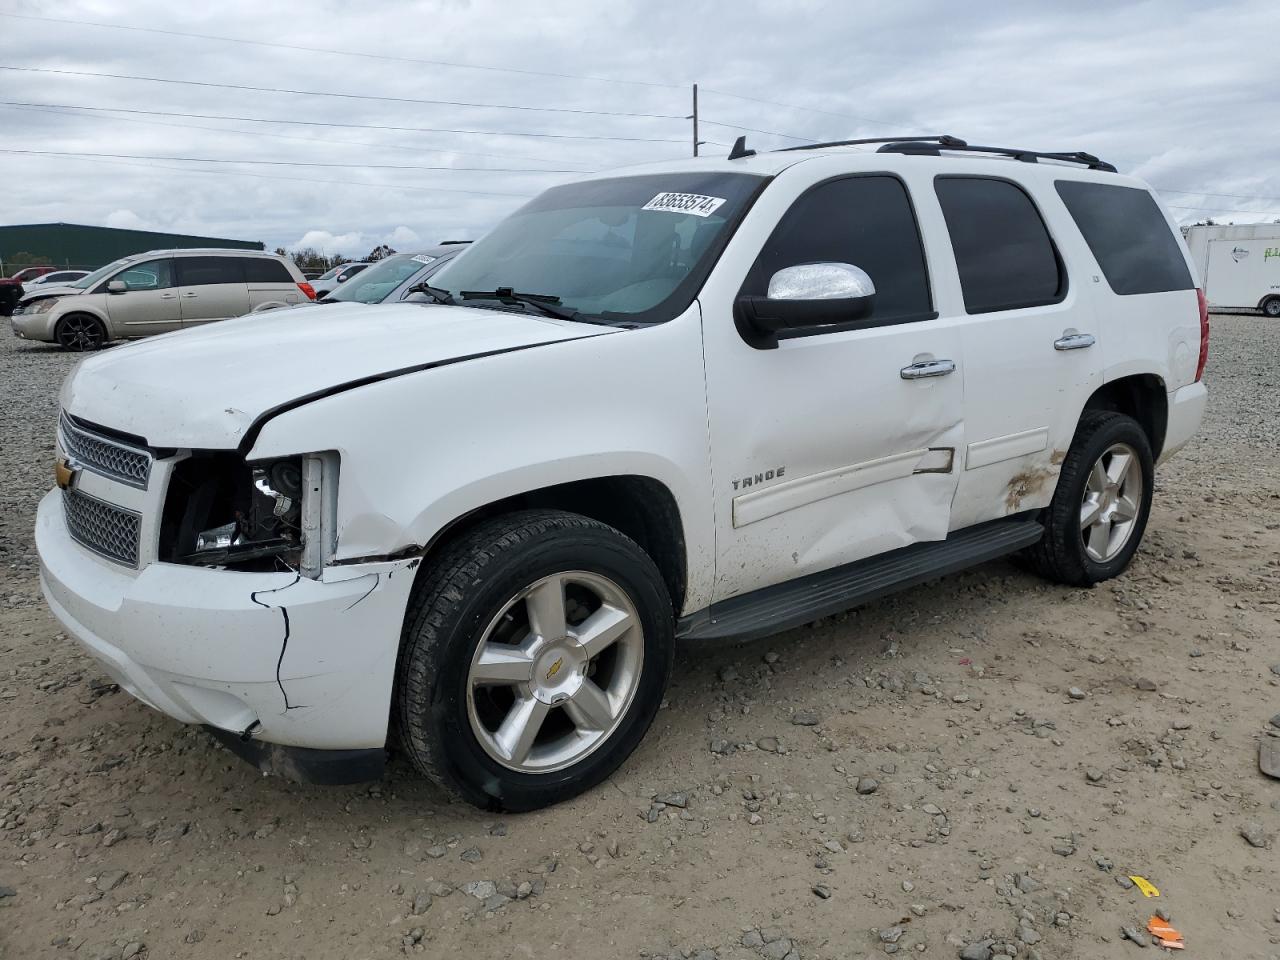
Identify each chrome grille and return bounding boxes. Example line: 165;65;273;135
60;414;151;489
62;488;142;567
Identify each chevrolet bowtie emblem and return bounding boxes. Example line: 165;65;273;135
54;457;77;490
545;657;564;681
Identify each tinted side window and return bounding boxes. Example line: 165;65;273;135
1055;181;1193;295
242;258;293;283
935;177;1064;313
745;175;932;325
116;258;174;291
177;257;245;286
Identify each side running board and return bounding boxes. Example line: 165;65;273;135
677;516;1043;642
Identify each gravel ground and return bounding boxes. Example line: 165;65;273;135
2;317;1278;960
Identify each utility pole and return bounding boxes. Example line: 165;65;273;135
691;83;700;157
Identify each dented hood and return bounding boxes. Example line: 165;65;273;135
61;302;611;449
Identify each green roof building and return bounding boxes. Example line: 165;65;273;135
0;222;264;274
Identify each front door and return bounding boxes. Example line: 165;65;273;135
701;173;966;603
176;256;251;325
930;176;1103;529
105;257;182;335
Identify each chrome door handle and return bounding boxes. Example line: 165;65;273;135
182;292;198;298
900;359;956;380
1054;333;1096;351
160;293;177;299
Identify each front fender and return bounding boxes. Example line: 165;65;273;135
247;308;717;611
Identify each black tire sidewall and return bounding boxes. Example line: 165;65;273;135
412;521;673;812
1263;298;1280;318
56;314;105;351
1055;415;1155;583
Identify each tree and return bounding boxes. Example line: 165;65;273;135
365;244;396;262
4;251;53;269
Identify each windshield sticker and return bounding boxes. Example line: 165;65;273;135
642;192;727;218
411;254;437;264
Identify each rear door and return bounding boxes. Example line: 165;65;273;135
176;256;251;325
933;176;1102;529
105;257;182;335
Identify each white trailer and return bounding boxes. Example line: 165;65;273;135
1182;224;1280;315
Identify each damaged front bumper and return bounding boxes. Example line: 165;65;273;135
36;490;418;772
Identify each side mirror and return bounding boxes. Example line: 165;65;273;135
734;262;876;349
107;279;127;294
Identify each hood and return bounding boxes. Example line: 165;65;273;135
19;284;83;302
61;302;613;449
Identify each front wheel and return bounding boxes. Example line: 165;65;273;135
55;314;106;351
1021;411;1154;586
394;510;674;811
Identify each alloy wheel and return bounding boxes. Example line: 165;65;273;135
1079;442;1143;563
57;316;103;351
465;570;644;774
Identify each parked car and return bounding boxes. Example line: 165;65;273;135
27;270;90;286
4;265;57;283
10;249;315;350
36;137;1207;811
320;245;468;304
0;265;60;316
310;262;371;298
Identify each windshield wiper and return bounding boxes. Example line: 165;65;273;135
406;281;455;305
460;287;584;323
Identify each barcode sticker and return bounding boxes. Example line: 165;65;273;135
641;192;727;218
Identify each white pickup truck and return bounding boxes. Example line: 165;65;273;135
37;135;1208;811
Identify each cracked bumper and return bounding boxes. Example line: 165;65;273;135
36;490;418;750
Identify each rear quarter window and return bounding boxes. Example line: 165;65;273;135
242;258;294;283
1054;181;1193;295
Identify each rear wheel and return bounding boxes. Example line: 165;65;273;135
1261;297;1280;318
55;314;106;351
1021;411;1154;586
394;510;674;811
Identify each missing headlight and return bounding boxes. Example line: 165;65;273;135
161;452;337;576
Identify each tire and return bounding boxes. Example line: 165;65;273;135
394;509;674;811
1021;411;1154;586
1262;297;1280;318
55;314;107;351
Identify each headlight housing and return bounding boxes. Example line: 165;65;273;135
160;451;338;578
31;297;62;314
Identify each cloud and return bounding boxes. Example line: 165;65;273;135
2;0;1279;242
290;229;366;256
103;209;154;231
384;225;421;248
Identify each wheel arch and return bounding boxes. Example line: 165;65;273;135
413;474;689;616
1083;373;1168;459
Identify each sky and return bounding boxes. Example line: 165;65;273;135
3;0;1279;258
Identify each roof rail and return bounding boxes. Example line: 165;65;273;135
776;134;967;153
875;139;1117;172
724;133;1116;172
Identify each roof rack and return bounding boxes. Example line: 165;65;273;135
725;133;1116;172
778;134;967;153
875;139;1116;172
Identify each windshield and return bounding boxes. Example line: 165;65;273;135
71;257;136;289
329;253;441;304
314;265;344;281
428;172;765;324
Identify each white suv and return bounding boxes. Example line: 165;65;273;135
36;136;1208;810
11;249;314;350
